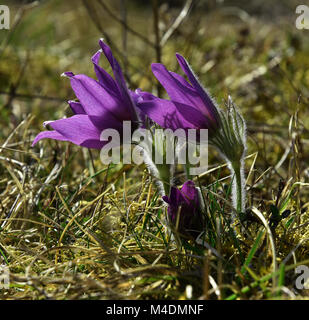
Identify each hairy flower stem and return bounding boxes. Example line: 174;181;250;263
230;160;245;215
156;163;171;196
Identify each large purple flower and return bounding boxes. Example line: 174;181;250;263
33;39;140;149
137;54;221;137
162;180;204;237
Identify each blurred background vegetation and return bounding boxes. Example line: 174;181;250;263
0;0;309;300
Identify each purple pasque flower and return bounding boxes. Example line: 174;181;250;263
162;180;204;237
33;39;140;149
136;53;221;137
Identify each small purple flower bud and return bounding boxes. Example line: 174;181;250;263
163;180;205;238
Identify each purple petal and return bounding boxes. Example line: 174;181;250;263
151;63;203;112
88;114;123;132
68;100;85;115
99;39;139;123
48;115;105;149
167;181;199;217
175;53;220;124
130;89;144;104
169;71;194;89
99;40;127;94
128;90;147;127
180;180;198;205
91;50;118;96
98;40;115;70
62;71;75;78
67;73;131;120
134;90;157;102
162;195;170;204
169;186;183;205
32;130;68;146
173;101;211;129
138;98;196;131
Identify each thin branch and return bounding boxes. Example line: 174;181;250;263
160;0;193;47
3;51;30;112
97;0;155;48
152;0;162;97
0;91;66;102
82;0;152;85
120;0;128;73
0;1;39;58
